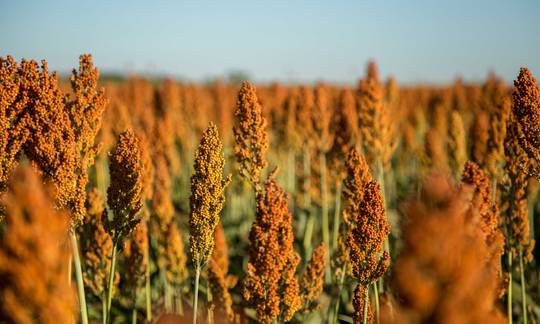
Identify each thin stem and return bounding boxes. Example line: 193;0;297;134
132;304;137;324
519;247;527;324
333;270;346;324
102;292;107;324
176;290;184;316
287;150;296;207
320;152;330;283
70;232;89;324
132;289;138;324
145;254;152;322
332;180;342;252
163;273;172;312
207;280;214;324
508;250;513;324
373;282;380;324
377;159;389;293
106;241;118;324
193;262;201;324
303;212;314;257
302;148;313;257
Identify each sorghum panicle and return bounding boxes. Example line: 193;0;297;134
335;148;372;277
512;67;540;179
189;122;231;267
358;61;397;170
208;224;237;322
348;180;390;324
502;113;534;261
123;219;149;292
0;167;76;323
0;56;29;195
242;178;302;323
20;59;82;227
329;88;359;174
79;188;118;297
301;243;327;310
106;128;144;241
233;81;268;189
388;175;505;323
448;111;467;179
461;161;505;294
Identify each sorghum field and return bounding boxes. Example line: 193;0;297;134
1;54;539;324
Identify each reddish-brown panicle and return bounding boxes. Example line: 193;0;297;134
106;129;144;241
242;178;302;323
0;167;76;323
512;68;540;178
233;81;268;189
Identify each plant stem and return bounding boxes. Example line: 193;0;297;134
332;180;342;252
508;250;513;324
302;148;313;257
288;150;296;208
145;254;152;322
70;232;89;324
106;241;118;324
132;304;137;324
303;212;314;257
102;293;107;324
373;282;380;324
164;273;172;312
176;290;184;315
377;159;389;293
519;247;527;324
320;152;330;283
207;280;214;324
193;262;201;324
333;270;346;324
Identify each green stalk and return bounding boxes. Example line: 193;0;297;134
303;149;313;256
320;152;331;281
519;247;527;324
145;252;152;322
377;159;389;293
303;214;314;257
102;292;107;324
106;241;118;324
131;289;138;324
288;150;296;202
176;290;184;315
207;281;214;324
332;270;346;324
193;262;201;324
373;282;380;324
332;181;342;252
70;232;89;324
164;273;172;312
508;250;513;324
132;303;137;324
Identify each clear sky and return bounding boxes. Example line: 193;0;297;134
1;0;539;84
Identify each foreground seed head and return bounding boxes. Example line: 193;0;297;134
106;128;144;241
189;122;231;267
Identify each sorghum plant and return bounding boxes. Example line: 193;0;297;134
189;122;231;324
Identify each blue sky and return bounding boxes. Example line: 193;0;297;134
1;0;539;84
